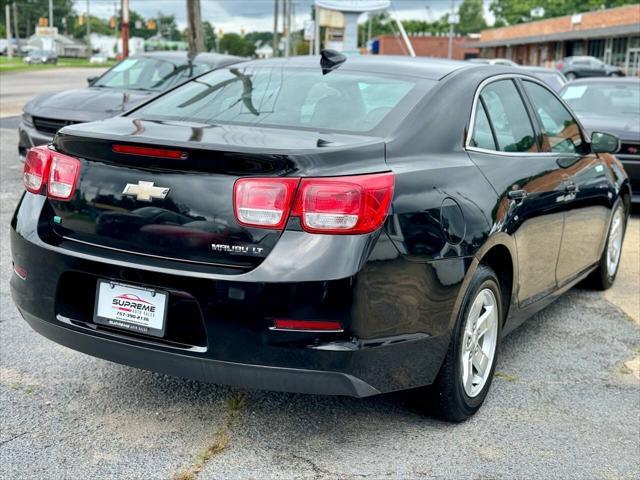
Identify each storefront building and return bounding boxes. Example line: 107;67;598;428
473;4;640;75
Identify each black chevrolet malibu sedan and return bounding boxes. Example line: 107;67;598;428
11;54;630;421
18;51;241;159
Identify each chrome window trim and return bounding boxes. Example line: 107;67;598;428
464;73;589;156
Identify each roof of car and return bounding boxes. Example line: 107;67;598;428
517;66;562;74
134;50;243;66
227;54;474;80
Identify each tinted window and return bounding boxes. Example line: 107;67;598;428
471;102;496;150
135;67;429;134
523;81;583;154
532;72;566;92
480;80;538;153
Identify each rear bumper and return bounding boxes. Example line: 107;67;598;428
19;308;379;397
10;194;463;396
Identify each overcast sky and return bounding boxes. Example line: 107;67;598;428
75;1;494;34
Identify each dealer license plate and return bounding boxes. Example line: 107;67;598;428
94;280;168;338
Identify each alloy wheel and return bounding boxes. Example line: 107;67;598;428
460;288;499;398
606;207;624;277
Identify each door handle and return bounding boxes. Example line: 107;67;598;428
507;189;527;201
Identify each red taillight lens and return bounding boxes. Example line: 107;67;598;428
292;172;394;234
233;178;299;229
47;152;81;200
272;319;343;332
23;146;51;194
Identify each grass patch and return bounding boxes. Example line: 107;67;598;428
172;391;246;480
494;371;518;383
0;57;115;73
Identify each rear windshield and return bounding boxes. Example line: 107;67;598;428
533;72;566;92
561;82;640;116
133;66;432;134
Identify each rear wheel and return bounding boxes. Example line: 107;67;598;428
421;265;502;422
585;202;626;290
565;72;577;80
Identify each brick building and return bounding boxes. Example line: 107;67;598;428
472;4;640;74
371;34;479;60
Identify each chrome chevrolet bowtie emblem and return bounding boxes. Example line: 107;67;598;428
122;181;170;202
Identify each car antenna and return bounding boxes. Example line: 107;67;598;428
321;49;347;75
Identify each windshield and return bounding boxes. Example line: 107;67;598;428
94;57;210;91
561;82;640;116
134;66;429;134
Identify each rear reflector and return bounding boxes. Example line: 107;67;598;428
112;144;187;160
23;146;81;201
12;264;27;280
234;178;299;229
23;146;51;194
272;319;343;332
233;172;394;235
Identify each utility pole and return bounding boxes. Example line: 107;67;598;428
272;0;279;57
49;0;53;28
12;3;19;52
121;0;129;57
5;4;12;58
314;4;320;55
86;0;91;56
186;0;205;54
283;0;290;57
448;0;455;59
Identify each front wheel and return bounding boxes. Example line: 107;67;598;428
420;265;503;422
565;72;577;80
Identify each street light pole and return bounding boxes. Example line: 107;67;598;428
273;0;279;57
5;4;12;58
49;0;53;28
448;0;454;59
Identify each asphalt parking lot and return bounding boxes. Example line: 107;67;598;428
1;68;639;480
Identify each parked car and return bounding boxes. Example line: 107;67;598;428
89;52;110;64
517;66;567;92
467;58;518;66
12;55;630;421
560;77;640;203
556;56;624;80
24;49;58;65
18;51;242;159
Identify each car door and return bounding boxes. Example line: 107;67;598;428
521;79;612;285
466;77;569;306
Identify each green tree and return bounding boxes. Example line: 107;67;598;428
128;10;155;40
156;12;181;41
219;32;255;56
202;21;216;51
0;0;74;38
69;15;112;39
490;0;638;26
458;0;487;34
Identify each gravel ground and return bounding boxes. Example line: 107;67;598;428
0;69;639;479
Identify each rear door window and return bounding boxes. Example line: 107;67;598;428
523;80;583;154
479;80;538;153
470;101;496;150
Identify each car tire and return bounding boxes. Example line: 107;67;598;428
565;72;577;80
422;265;503;422
584;201;627;291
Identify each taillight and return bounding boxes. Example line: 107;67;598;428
23;146;80;201
23;146;51;194
233;178;299;229
292;172;394;234
232;172;394;235
48;153;81;200
112;144;187;160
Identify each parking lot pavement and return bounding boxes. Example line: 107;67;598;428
0;67;107;118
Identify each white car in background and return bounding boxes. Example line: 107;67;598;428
89;52;110;64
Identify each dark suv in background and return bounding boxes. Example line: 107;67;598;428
556;56;625;80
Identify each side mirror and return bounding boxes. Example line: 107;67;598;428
87;75;98;85
591;131;620;154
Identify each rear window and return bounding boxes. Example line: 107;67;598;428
133;66;431;134
562;82;640;116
